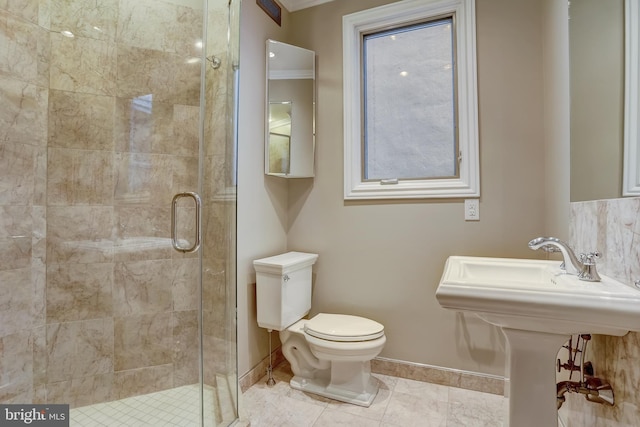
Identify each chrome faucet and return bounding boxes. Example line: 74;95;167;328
528;237;601;282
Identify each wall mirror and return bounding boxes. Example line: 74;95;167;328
265;39;316;178
569;0;639;201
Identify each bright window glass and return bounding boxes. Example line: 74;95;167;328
363;18;457;181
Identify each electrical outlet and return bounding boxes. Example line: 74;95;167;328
465;199;480;221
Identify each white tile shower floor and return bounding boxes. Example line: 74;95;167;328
69;384;218;427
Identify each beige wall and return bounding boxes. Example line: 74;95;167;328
238;0;570;378
285;0;547;377
237;0;290;376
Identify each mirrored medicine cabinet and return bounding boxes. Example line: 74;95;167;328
265;39;316;178
570;0;640;200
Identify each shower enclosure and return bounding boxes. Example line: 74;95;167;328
0;0;239;425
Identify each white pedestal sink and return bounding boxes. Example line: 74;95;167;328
436;256;640;427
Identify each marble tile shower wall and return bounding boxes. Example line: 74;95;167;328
564;197;640;426
0;0;212;408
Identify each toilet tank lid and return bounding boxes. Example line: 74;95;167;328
304;313;385;342
253;251;319;274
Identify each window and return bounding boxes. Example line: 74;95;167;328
343;0;479;200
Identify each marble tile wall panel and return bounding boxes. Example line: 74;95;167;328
46;319;114;383
202;305;225;340
31;258;46;326
36;25;50;87
202;155;228;198
46;373;113;408
49;0;118;41
172;155;199;193
0;10;50;86
0;206;32;271
48;90;115;150
172;258;199;311
0;0;39;23
50;32;116;95
114;100;199;157
46;263;113;322
202;201;229;262
113;152;174;207
0;268;41;337
172;105;200;156
604;197;640;281
202;265;226;315
172;310;199;387
32;325;46;387
37;0;50;29
33;147;47;206
31;206;45;263
0;142;35;206
46;206;114;264
114;97;175;154
116;45;200;106
112;364;173;401
173;5;204;56
567;197;640;426
113;259;173;317
117;0;175;52
47;148;114;205
0;77;48;146
0;330;34;403
117;0;202;56
206;4;230;56
113;206;172;262
114;313;173;371
203;57;229;159
203;334;227;381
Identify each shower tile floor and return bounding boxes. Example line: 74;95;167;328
241;363;508;427
70;384;218;427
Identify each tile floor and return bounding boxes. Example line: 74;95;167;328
69;385;217;427
67;364;510;426
240;364;508;427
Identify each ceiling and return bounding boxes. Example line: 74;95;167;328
278;0;336;12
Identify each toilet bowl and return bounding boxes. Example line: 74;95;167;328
281;313;386;406
253;252;386;407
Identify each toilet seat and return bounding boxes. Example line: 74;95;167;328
304;313;384;342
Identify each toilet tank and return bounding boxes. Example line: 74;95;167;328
253;252;319;331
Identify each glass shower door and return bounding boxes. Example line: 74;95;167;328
0;0;238;425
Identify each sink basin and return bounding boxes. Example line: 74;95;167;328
436;256;640;336
436;256;640;427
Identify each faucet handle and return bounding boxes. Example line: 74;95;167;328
579;251;601;265
578;252;602;282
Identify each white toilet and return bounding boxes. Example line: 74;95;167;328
253;251;386;407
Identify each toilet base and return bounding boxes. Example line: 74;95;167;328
289;366;379;407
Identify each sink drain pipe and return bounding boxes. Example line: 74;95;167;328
556;334;615;409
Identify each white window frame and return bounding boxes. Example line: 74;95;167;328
343;0;479;200
623;0;640;196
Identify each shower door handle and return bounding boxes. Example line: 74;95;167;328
171;192;202;253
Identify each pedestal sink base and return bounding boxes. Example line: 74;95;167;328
436;256;640;426
502;328;569;427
